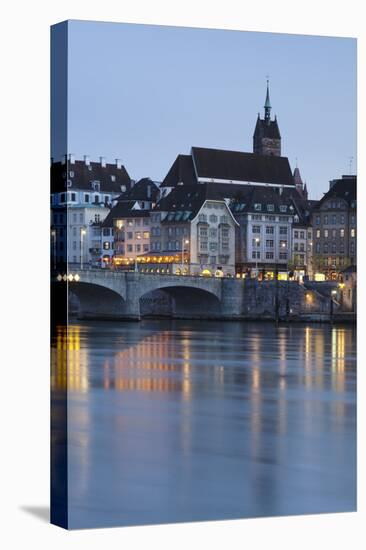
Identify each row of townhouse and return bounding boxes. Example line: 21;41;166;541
50;84;356;280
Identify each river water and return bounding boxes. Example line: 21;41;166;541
51;320;356;529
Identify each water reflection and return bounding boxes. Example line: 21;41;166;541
51;321;356;528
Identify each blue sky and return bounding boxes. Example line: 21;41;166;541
63;20;356;199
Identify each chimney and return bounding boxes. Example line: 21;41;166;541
115;158;122;169
68;153;75;164
84;155;90;166
100;156;106;168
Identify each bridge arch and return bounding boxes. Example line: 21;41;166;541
139;284;222;319
69;281;129;320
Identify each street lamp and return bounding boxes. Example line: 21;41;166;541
51;229;56;271
80;228;86;270
255;237;260;277
182;238;189;272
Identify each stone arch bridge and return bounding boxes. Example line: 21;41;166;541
55;269;331;321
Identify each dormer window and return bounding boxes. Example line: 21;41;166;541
280;205;287;212
267;204;274;212
67;180;72;187
110;175;116;182
69;171;74;178
254;203;262;211
92;180;100;192
121;185;126;193
294;215;299;222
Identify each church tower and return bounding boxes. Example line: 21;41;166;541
253;81;281;156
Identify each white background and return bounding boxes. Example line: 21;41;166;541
0;0;364;548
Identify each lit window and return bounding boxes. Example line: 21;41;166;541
351;228;355;238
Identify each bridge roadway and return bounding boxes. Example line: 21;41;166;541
57;269;331;321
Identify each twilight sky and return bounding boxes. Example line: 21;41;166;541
63;20;356;199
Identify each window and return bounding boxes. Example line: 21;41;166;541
340;228;345;238
266;240;274;248
332;229;336;238
209;214;218;223
316;229;320;238
324;215;328;225
102;228;110;236
252;239;260;247
72;241;76;250
92;181;100;191
79;213;83;223
340;244;345;254
279;252;287;260
324;229;328;238
84;194;89;203
127;244;133;252
110;175;116;182
266;226;274;234
94;214;100;223
210;228;217;238
220;215;228;223
73;213;77;223
315;216;320;225
209;242;217;252
127;232;133;239
252;251;260;259
294;243;299;251
252;225;261;233
198;214;207;223
266;251;274;259
351;228;356;238
71;193;76;201
294;231;299;239
72;227;76;237
300;231;305;239
69;171;74;178
351;215;355;225
331;214;337;224
143;244;149;252
280;205;287;213
221;228;229;238
200;241;208;250
350;242;355;253
316;243;320;253
324;243;328;253
135;244;141;252
254;203;262;211
143;231;149;239
200;227;208;237
279;226;287;235
60;193;66;203
103;242;110;250
267;204;274;212
340;215;345;224
332;243;337;253
210;256;217;265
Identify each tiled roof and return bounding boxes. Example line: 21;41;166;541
316;176;356;208
51;158;132;193
101;201;149;227
160;154;197;188
191;147;293;185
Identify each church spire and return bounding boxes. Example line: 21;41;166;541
264;79;271;124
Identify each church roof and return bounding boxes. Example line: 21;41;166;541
191;146;293;185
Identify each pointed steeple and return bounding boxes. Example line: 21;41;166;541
264;79;271;124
